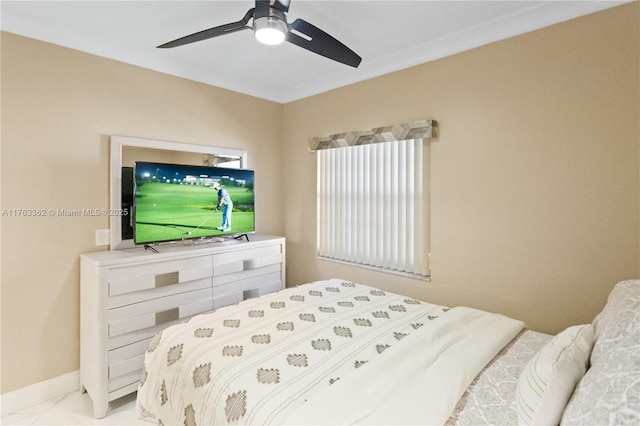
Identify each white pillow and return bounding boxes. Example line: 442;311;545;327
515;324;595;425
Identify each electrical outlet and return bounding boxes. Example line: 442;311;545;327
95;229;110;246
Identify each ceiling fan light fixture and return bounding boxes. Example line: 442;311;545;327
254;16;287;45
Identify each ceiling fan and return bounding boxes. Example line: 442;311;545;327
157;0;362;68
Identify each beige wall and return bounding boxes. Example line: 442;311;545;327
282;3;639;335
0;32;283;393
1;2;638;395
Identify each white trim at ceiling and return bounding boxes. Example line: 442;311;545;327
277;0;630;103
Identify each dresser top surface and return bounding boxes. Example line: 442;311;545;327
81;235;284;267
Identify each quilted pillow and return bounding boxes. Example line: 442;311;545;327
560;330;640;425
561;280;640;425
590;280;640;366
515;324;595;425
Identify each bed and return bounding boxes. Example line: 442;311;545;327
136;278;639;425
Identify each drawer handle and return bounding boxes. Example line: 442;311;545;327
155;272;179;288
155;308;179;325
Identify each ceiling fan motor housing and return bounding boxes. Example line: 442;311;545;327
253;8;288;45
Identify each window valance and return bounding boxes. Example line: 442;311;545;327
308;120;437;152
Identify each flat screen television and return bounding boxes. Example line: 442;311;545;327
133;161;255;245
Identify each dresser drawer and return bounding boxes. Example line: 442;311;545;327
109;338;151;368
108;289;212;338
213;270;282;297
213;263;281;287
213;292;244;309
108;277;212;309
213;260;244;277
108;370;141;393
244;253;282;270
108;257;212;296
109;353;145;381
212;244;282;275
107;316;199;351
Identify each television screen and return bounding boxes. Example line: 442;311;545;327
133;161;255;244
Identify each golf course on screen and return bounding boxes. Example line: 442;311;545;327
134;182;254;243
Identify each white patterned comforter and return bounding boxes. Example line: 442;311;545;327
137;279;523;425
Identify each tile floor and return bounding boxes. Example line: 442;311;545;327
1;391;144;425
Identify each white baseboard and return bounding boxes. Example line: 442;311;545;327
0;370;80;416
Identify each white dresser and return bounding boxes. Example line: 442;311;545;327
80;235;285;418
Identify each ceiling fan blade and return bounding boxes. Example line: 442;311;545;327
286;19;361;68
157;8;255;48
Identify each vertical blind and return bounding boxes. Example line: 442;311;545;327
317;138;429;277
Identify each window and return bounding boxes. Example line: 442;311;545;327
313;120;436;279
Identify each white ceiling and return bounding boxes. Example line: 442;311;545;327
0;1;629;103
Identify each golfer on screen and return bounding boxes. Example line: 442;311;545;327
213;181;232;231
